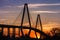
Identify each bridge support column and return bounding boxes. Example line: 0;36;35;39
2;28;3;36
13;28;15;38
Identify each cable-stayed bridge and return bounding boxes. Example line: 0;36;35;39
0;3;51;40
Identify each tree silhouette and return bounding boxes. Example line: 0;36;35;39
50;28;60;40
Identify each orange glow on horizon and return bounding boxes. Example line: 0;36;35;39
0;22;60;38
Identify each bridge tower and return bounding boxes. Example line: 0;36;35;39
35;14;43;39
21;3;31;37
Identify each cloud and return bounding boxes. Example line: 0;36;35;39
0;3;60;14
3;3;60;9
0;19;7;21
0;10;20;14
42;22;60;31
28;3;60;8
5;5;23;8
31;10;60;14
43;22;60;27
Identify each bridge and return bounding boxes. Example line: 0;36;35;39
0;3;51;40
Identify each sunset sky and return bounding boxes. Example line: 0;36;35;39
0;0;60;37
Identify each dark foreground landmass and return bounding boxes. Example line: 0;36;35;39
0;32;60;40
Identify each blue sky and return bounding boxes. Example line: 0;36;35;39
0;0;60;30
0;0;60;6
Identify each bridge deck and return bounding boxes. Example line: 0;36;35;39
0;24;50;38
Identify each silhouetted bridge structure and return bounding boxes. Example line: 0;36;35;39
0;3;51;40
0;24;50;40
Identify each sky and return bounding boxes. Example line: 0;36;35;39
0;0;60;31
